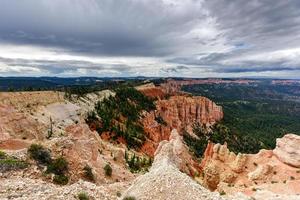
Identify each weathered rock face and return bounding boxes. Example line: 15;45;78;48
136;83;166;99
201;142;245;190
0;91;64;112
60;124;134;183
273;134;300;167
156;96;223;129
200;134;300;197
0;104;46;142
121;129;225;200
141;96;223;156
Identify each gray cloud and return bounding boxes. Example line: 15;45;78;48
0;0;300;77
0;56;131;76
166;0;300;74
160;65;189;73
0;0;208;57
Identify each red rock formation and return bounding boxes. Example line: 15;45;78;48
139;87;166;99
61;124;134;183
156;96;223;129
136;83;167;99
141;96;223;156
200;134;300;196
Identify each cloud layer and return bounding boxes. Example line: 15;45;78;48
0;0;300;78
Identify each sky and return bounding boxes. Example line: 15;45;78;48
0;0;300;78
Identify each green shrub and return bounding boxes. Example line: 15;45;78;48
53;174;69;185
116;191;122;197
104;164;112;177
47;157;68;175
28;144;52;165
123;196;136;200
0;151;6;159
125;151;152;173
154;115;167;126
77;192;89;200
83;165;95;182
0;158;28;172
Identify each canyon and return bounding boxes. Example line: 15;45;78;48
0;82;299;200
141;95;223;156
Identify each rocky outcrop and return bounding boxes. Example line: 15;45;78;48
273;134;300;167
201;134;300;197
136;83;166;99
141;96;223;156
59;124;134;183
0;104;46;142
0;91;64;112
121;129;225;200
156;96;223;129
201;142;245;190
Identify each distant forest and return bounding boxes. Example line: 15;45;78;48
182;81;300;154
0;77;151;92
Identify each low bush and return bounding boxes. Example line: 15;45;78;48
116;191;122;197
0;158;28;172
28;144;52;165
0;151;6;159
77;192;89;200
47;157;68;175
27;144;70;185
104;164;112;177
123;196;136;200
53;174;69;185
83;165;95;182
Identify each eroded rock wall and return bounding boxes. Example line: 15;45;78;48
121;129;225;200
200;134;300;197
141;96;223;156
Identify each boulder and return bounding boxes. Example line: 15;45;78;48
273;134;300;167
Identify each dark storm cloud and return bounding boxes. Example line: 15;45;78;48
0;0;206;57
205;0;300;49
1;0;300;77
167;0;300;74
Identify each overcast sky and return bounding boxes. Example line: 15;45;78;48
0;0;300;78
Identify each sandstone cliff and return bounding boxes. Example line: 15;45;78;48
201;134;300;197
136;83;166;99
0;91;134;185
141;95;223;156
59;123;135;183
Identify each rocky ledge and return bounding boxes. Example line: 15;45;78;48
121;129;225;200
200;134;300;198
273;134;300;167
